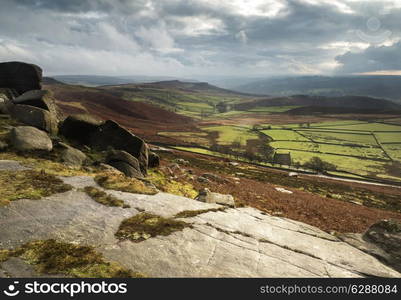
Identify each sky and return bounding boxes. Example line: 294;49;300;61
0;0;401;77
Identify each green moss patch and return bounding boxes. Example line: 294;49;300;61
0;170;72;206
115;213;192;242
174;207;227;218
95;173;158;195
0;239;143;278
83;186;130;208
148;170;197;198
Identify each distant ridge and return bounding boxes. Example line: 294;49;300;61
234;94;401;113
42;76;65;85
233;75;401;103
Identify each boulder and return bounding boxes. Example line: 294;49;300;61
98;163;123;175
13;90;58;116
363;219;401;272
9;126;52;152
59;114;103;145
0;61;42;95
106;150;143;178
195;188;235;207
60;117;149;174
197;176;210;183
174;158;189;165
339;219;401;273
148;152;160;168
90;120;148;174
10;104;58;135
58;142;87;167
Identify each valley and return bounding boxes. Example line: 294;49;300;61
46;79;401;184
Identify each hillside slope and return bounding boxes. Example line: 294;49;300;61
44;82;196;141
0;162;399;278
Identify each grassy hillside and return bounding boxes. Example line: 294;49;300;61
100;80;261;118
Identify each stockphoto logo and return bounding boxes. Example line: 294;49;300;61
2;281;128;297
3;281;20;297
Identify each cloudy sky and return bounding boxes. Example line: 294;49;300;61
1;0;400;77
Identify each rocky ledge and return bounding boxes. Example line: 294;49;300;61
0;160;399;278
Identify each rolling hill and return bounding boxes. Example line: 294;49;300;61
232;76;401;103
43;81;196;143
234;95;401;114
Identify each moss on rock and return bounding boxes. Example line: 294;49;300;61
174;207;227;218
83;186;130;208
0;170;72;206
116;212;192;242
95;173;158;195
148;170;197;198
0;239;144;278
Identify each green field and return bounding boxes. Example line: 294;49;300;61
160;115;401;181
296;130;377;145
375;132;401;144
270;141;385;159
283;150;387;176
312;122;401;132
202;125;259;146
261;129;310;141
247;106;300;113
382;144;401;161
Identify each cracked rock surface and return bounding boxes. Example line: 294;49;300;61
0;165;400;277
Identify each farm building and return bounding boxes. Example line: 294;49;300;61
273;152;292;166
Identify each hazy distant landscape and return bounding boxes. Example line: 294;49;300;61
44;78;401;183
2;0;401;281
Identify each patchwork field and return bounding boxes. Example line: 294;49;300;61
161;118;401;182
202;125;260;146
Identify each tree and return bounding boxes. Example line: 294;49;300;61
303;156;336;173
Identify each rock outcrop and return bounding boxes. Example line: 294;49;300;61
60;117;149;175
10;103;58;135
339;219;401;273
196;188;235;207
9;126;52;152
0;61;42;95
91;120;148;174
148;152;160;168
59;114;103;145
58;142;88;167
0;168;399;278
106;150;143;178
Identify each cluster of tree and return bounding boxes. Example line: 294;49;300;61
298;122;311;128
209;139;275;164
302;156;337;173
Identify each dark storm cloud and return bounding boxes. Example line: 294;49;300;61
1;0;400;76
335;41;401;73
